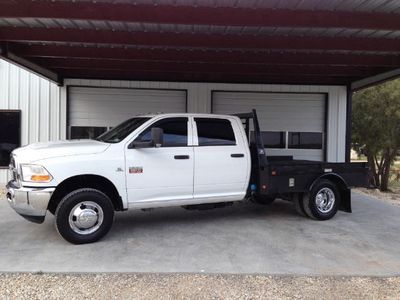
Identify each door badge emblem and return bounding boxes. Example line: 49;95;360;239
129;167;143;174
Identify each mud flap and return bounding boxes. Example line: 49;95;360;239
339;188;352;213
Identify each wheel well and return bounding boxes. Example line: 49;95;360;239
48;175;124;214
317;174;348;191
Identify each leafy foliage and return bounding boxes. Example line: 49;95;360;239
352;79;400;191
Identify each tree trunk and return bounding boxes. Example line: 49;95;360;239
367;152;379;187
380;156;390;191
379;149;397;192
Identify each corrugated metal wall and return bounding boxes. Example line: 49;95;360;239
0;59;61;185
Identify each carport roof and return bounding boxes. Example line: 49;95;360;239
0;0;400;88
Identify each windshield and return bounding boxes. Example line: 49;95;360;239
96;117;150;143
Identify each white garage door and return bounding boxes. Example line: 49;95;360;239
68;87;186;139
212;91;326;161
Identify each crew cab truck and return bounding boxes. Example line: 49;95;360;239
6;110;369;244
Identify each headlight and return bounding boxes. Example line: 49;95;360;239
21;164;53;183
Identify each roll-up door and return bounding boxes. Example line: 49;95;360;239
68;87;186;139
212;91;326;161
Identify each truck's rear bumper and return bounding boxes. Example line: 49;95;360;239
6;181;55;224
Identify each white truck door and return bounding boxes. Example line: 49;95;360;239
193;117;250;202
125;117;194;206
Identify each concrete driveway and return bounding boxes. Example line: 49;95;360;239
0;192;399;276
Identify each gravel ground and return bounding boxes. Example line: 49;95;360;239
0;273;399;300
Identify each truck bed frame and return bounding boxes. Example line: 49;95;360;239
235;110;370;214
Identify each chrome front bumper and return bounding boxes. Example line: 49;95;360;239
6;181;55;224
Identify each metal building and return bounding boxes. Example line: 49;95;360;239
1;0;400;184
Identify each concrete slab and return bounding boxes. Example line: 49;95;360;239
0;192;399;275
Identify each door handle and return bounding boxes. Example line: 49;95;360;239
231;153;244;158
174;155;190;160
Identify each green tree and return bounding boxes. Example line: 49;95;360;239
352;79;400;191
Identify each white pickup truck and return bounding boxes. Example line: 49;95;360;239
7;110;369;244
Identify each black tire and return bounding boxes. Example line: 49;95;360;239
55;188;114;244
303;180;340;220
293;193;307;217
252;195;276;205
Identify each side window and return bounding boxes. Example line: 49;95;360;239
135;117;188;147
251;131;286;149
195;118;236;146
288;132;323;149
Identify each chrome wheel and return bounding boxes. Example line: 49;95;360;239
68;201;104;235
315;187;335;213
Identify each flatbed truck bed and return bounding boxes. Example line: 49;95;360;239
237;110;370;220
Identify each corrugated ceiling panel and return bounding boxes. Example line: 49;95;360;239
355;0;392;12
385;31;400;38
2;18;24;26
47;0;400;12
1;17;400;40
55;18;78;29
367;30;392;38
375;0;400;13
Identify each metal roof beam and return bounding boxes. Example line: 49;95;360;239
0;43;62;85
1;1;400;31
35;57;387;77
11;43;400;67
56;68;357;85
351;68;400;90
1;27;400;52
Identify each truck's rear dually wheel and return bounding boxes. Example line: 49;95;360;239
55;188;114;244
303;179;340;220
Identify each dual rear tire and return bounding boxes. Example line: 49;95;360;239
294;179;340;220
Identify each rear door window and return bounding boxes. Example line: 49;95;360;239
195;118;236;146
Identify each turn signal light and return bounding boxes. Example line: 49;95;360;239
31;175;52;182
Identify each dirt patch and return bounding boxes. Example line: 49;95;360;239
355;187;400;207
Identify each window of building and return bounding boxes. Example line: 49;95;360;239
251;131;286;149
0;111;21;167
70;126;107;140
195;118;236;146
288;132;323;149
135;117;188;147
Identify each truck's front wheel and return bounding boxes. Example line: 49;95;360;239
55;188;114;244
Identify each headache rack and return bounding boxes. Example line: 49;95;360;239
233;109;268;167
